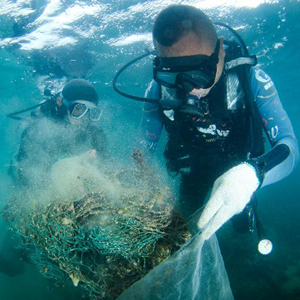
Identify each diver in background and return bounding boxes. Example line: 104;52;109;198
2;79;105;279
9;78;106;188
135;5;299;239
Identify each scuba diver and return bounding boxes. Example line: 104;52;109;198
2;79;105;279
8;78;106;188
113;5;299;242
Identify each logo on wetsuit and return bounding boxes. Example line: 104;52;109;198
178;116;234;148
197;124;230;137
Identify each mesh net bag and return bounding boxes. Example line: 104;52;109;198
118;233;234;300
2;150;233;300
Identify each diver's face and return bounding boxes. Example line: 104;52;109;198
158;33;225;97
67;100;94;127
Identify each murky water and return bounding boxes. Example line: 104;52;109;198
0;1;299;299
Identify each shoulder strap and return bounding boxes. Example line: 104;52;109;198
225;56;257;71
223;39;264;157
235;65;265;158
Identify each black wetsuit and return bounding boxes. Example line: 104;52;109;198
9;113;107;187
138;66;299;218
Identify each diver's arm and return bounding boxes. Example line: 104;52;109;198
197;68;299;239
16;123;41;185
11;119;49;185
8;123;33;184
137;80;164;153
87;124;108;158
248;67;299;187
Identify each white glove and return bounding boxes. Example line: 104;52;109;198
197;163;260;240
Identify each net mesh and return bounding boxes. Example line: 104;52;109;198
2;150;233;300
2;151;191;299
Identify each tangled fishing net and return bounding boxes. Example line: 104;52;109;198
2;150;192;299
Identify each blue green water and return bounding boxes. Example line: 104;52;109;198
0;1;299;299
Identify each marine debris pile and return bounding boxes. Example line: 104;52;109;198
2;150;191;299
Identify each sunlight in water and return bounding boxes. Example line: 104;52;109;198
0;0;274;50
195;0;276;9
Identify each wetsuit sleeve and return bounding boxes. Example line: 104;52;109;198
8;122;37;185
137;80;164;153
10;118;63;185
249;67;299;187
86;124;108;158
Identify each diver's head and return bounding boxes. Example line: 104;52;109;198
153;5;225;98
58;79;102;126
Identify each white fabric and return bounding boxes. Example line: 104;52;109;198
117;233;234;300
197;163;260;240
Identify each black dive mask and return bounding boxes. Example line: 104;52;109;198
153;40;220;116
153;40;220;90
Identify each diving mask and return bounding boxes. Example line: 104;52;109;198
63;99;102;121
153;39;220;92
153;40;220;116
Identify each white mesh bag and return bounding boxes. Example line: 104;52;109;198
118;233;234;300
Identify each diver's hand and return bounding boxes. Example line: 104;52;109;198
197;163;260;240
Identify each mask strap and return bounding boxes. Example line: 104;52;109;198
209;39;220;64
62;98;71;109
